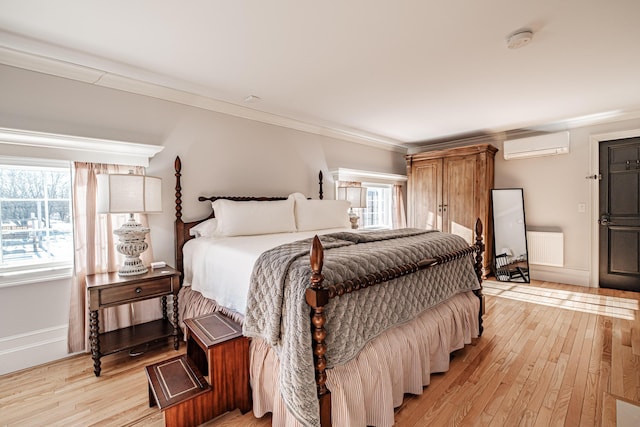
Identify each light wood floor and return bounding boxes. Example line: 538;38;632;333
1;279;639;426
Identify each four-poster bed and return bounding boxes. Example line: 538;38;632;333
172;156;484;427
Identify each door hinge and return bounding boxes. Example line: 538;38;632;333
585;174;602;180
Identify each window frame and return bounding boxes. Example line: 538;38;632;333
0;156;74;287
0;127;163;287
330;167;407;231
361;183;393;230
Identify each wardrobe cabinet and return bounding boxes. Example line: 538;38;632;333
406;144;498;275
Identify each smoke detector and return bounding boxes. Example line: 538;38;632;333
506;30;534;49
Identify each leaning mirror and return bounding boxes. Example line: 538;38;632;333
491;188;530;283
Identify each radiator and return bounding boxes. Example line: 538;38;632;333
526;231;564;267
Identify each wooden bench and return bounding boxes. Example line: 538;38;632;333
146;312;251;427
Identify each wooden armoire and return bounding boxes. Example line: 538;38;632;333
406;143;498;275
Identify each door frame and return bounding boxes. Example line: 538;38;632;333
589;128;640;287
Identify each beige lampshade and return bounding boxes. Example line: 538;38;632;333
97;174;162;214
337;186;367;209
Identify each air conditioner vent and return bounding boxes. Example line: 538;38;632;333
503;132;570;160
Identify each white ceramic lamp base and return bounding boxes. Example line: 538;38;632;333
114;215;149;276
349;212;360;229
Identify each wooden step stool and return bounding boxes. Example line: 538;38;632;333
146;312;251;427
145;355;212;427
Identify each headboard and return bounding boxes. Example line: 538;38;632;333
173;156;324;279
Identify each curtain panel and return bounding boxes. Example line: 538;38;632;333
392;184;407;229
67;163;161;353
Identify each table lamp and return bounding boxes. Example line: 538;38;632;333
337;186;367;229
97;172;162;276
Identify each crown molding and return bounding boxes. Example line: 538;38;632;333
0;45;407;154
329;167;407;184
0;127;163;166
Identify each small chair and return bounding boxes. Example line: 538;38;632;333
495;253;528;282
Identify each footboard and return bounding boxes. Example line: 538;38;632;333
306;219;485;427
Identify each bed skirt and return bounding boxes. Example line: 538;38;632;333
177;286;479;427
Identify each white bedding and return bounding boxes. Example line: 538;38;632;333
182;228;350;315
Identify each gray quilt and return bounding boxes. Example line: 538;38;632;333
243;228;480;427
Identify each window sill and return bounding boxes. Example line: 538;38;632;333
0;265;73;288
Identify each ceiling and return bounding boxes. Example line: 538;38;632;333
1;0;639;150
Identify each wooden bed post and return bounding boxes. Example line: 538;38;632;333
305;236;331;427
174;156;185;282
473;218;485;336
318;171;324;200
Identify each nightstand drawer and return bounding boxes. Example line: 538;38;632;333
100;278;173;306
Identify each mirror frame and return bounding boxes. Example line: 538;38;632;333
491;188;530;283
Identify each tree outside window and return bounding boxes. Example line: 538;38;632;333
0;164;73;269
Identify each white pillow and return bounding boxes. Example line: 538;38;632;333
212;196;296;236
295;198;351;231
189;218;218;238
290;192;307;202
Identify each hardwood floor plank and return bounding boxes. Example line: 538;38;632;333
631;326;640;357
611;318;627;397
575;315;600;427
602;392;617;427
597;317;614;425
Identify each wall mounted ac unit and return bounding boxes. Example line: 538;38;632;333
503;131;570;160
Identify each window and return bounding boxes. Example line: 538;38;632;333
0;160;73;273
331;167;407;231
361;184;393;229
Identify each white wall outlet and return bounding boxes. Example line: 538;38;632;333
578;203;586;213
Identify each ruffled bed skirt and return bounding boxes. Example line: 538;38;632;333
178;285;244;327
178;286;479;427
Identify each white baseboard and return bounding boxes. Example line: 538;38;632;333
529;265;591;287
0;325;69;375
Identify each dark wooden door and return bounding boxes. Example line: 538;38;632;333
599;137;640;291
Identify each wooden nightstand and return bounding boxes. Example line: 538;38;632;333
86;266;181;377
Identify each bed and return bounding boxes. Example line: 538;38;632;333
173;156;485;427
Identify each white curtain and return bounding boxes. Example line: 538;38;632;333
67;162;161;353
392;184;407;229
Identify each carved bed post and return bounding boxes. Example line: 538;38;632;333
318;171;324;200
305;236;331;427
174;156;185;282
473;218;485;336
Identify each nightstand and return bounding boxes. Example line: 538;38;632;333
86;266;181;377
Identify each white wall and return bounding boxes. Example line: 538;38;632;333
0;64;406;374
494;118;640;286
0;278;70;375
